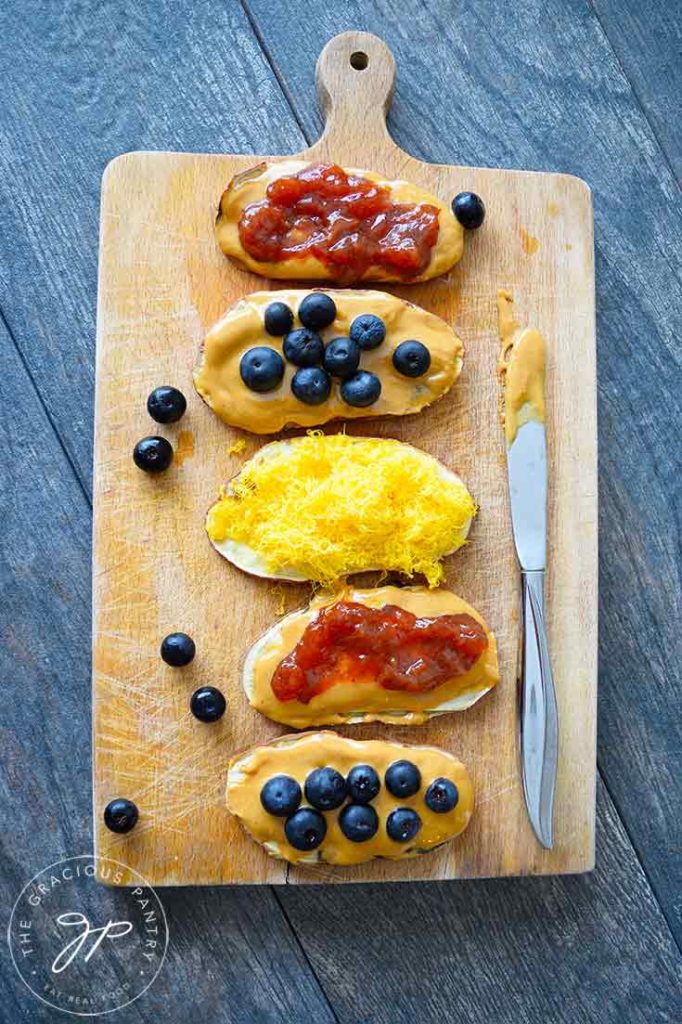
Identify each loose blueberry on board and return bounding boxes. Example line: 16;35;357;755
425;777;459;813
298;292;337;331
323;336;360;379
240;347;285;393
349;314;386;350
393;340;431;378
304;767;348;811
190;686;227;723
147;386;187;424
340;370;382;407
264;301;294;337
285;808;327;851
339;803;379;843
160;632;196;667
283;327;325;367
103;798;139;834
260;775;302;817
347;764;381;804
133;436;173;473
386;807;422;843
385;760;422;798
452;191;486;229
291;367;332;405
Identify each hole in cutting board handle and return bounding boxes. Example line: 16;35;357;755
310;32;396;160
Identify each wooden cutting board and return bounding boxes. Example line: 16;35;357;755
93;31;597;885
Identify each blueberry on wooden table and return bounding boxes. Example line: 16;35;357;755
339;803;379;843
264;301;294;337
425;777;459;813
340;370;382;407
104;798;139;834
298;292;337;330
160;632;195;667
240;347;285;392
393;340;431;378
291;367;332;405
349;314;386;350
323;336;360;379
260;775;302;816
285;808;327;851
304;767;348;810
283;327;325;367
346;764;381;804
386;807;422;843
133;436;173;472
452;191;486;229
190;686;226;722
147;385;187;424
385;760;422;798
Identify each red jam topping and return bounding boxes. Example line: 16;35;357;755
271;601;489;704
238;163;440;282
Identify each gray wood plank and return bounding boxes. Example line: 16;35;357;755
279;781;682;1024
591;0;682;179
243;0;682;946
0;322;334;1024
0;0;306;495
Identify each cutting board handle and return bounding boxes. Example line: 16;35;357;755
306;31;398;164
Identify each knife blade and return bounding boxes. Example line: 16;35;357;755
507;414;559;849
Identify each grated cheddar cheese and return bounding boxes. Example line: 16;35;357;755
206;434;476;587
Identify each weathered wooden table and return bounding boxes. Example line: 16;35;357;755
1;2;680;1021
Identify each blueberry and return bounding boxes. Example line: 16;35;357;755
339;804;379;843
133;436;173;472
340;370;381;407
452;191;486;229
104;798;139;834
284;808;327;851
240;347;285;392
349;314;386;350
260;775;302;817
298;293;337;331
283;328;325;367
424;777;460;813
386;807;422;843
323;336;360;379
304;767;348;810
147;386;187;424
291;367;331;405
190;686;226;722
392;340;431;378
160;632;196;667
264;301;294;336
347;764;381;804
385;760;421;798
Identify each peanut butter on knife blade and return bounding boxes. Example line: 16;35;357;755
497;289;546;446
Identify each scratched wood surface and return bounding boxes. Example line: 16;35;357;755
93;31;597;885
2;1;681;1021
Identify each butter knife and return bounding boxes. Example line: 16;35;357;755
499;292;558;848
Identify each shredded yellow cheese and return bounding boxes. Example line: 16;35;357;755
227;438;247;455
206;434;475;587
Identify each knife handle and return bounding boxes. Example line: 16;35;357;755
520;570;559;848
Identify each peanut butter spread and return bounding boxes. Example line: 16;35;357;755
216;160;464;282
244;585;499;728
497;289;546;446
226;731;474;865
194;289;463;434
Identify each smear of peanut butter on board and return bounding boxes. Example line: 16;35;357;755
519;227;540;255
